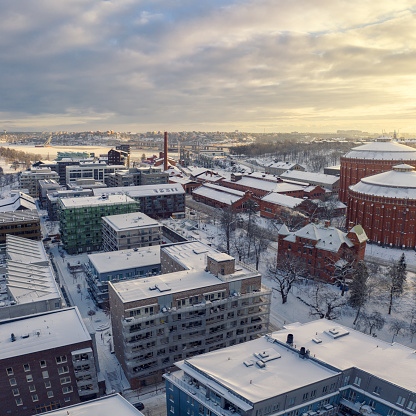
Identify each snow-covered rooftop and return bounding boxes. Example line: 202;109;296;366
0;192;36;212
6;235;49;265
37;394;144;415
261;192;303;208
192;183;244;205
88;246;160;274
93;183;185;198
60;194;136;209
280;171;339;186
0;307;90;360
175;335;338;404
0;209;39;223
271;320;416;393
350;164;416;199
102;212;159;232
344;139;416;161
168;176;195;185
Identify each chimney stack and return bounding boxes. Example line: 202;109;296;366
164;132;168;171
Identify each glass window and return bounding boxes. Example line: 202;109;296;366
23;364;30;372
16;398;23;406
47;391;54;398
62;386;73;394
7;367;14;376
42;371;49;379
56;355;67;364
26;374;33;382
58;366;69;375
12;388;19;396
9;378;17;386
40;360;47;368
32;394;39;402
60;376;71;385
45;381;52;389
29;385;36;392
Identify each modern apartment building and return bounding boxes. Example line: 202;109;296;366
85;246;161;307
58;194;138;254
0;210;41;243
46;189;93;221
102;212;162;251
0;307;99;416
0;235;63;321
109;241;271;388
19;167;60;198
38;179;63;208
166;320;416;416
93;183;185;218
105;166;168;188
65;162;126;186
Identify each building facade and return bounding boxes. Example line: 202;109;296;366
0;210;41;243
65;162;126;186
165;320;416;416
0;308;99;416
109;241;271;388
339;138;416;202
19;168;60;198
277;222;367;282
58;194;138;254
347;164;416;248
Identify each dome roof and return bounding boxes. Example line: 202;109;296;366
350;164;416;199
344;138;416;161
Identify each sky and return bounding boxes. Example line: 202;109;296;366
1;0;416;133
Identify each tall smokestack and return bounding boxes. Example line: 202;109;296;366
164;131;168;171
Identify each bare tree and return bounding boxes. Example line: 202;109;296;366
358;311;385;335
387;254;407;314
349;261;370;324
252;225;270;270
233;232;248;262
332;247;357;296
218;207;238;255
409;323;416;343
298;283;348;320
268;254;307;304
389;319;407;342
244;199;259;258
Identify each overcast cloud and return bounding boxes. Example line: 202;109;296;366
1;0;416;132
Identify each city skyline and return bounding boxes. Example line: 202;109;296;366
1;0;416;133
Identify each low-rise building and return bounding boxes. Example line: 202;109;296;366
85;246;161;307
38;179;63;208
0;307;99;415
109;241;271;388
93;183;185;219
0;210;41;243
265;161;305;175
19;167;59;198
280;171;340;194
277;222;367;282
165;320;416;416
102;212;162;252
0;191;36;212
59;194;139;254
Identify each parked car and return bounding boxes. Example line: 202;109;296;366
133;402;144;410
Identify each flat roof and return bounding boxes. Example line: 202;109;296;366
59;194;136;209
102;212;159;231
93;183;185;198
34;394;144;416
0;209;39;222
6;235;48;265
0;307;91;360
88;246;160;274
176;335;338;404
271;321;416;393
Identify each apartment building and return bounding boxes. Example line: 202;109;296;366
109;241;271;388
46;189;93;221
38;179;63;208
0;210;41;243
58;194;138;254
65;162;126;186
93;183;185;219
85;246;161;307
0;307;99;416
102;212;162;251
105;166;168;188
165;320;416;416
19;167;60;198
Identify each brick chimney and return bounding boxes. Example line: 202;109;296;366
164;132;168;171
324;220;330;228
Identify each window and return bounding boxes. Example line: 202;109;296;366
169;393;174;402
368;400;376;409
47;391;54;398
311;390;316;398
29;385;36;392
45;381;51;389
42;371;49;379
407;401;416;412
32;394;39;402
397;396;406;406
62;386;73;394
23;364;30;372
56;355;67;364
40;360;47;368
9;378;17;386
64;397;71;402
303;393;309;401
373;386;382;395
12;388;19;396
58;366;69;375
6;367;14;376
288;397;295;406
26;375;33;383
344;376;350;386
16;398;23;406
322;386;328;393
353;376;361;387
388;410;397;416
60;376;71;385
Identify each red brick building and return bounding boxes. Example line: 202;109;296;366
339;138;416;202
347;164;416;248
0;308;99;416
277;222;367;282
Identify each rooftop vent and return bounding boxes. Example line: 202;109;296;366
312;338;322;344
256;360;266;369
243;361;253;367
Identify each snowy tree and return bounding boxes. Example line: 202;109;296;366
243;199;259;258
389;319;407;342
358;311;385;335
233;232;248;262
349;261;369;325
252;225;270;270
409;323;416;343
268;254;307;304
218;207;238;255
332;247;356;296
298;283;348;320
387;254;407;314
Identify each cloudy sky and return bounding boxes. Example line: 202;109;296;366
1;0;416;133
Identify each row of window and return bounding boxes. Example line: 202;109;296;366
7;358;67;375
14;386;73;406
10;374;71;386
